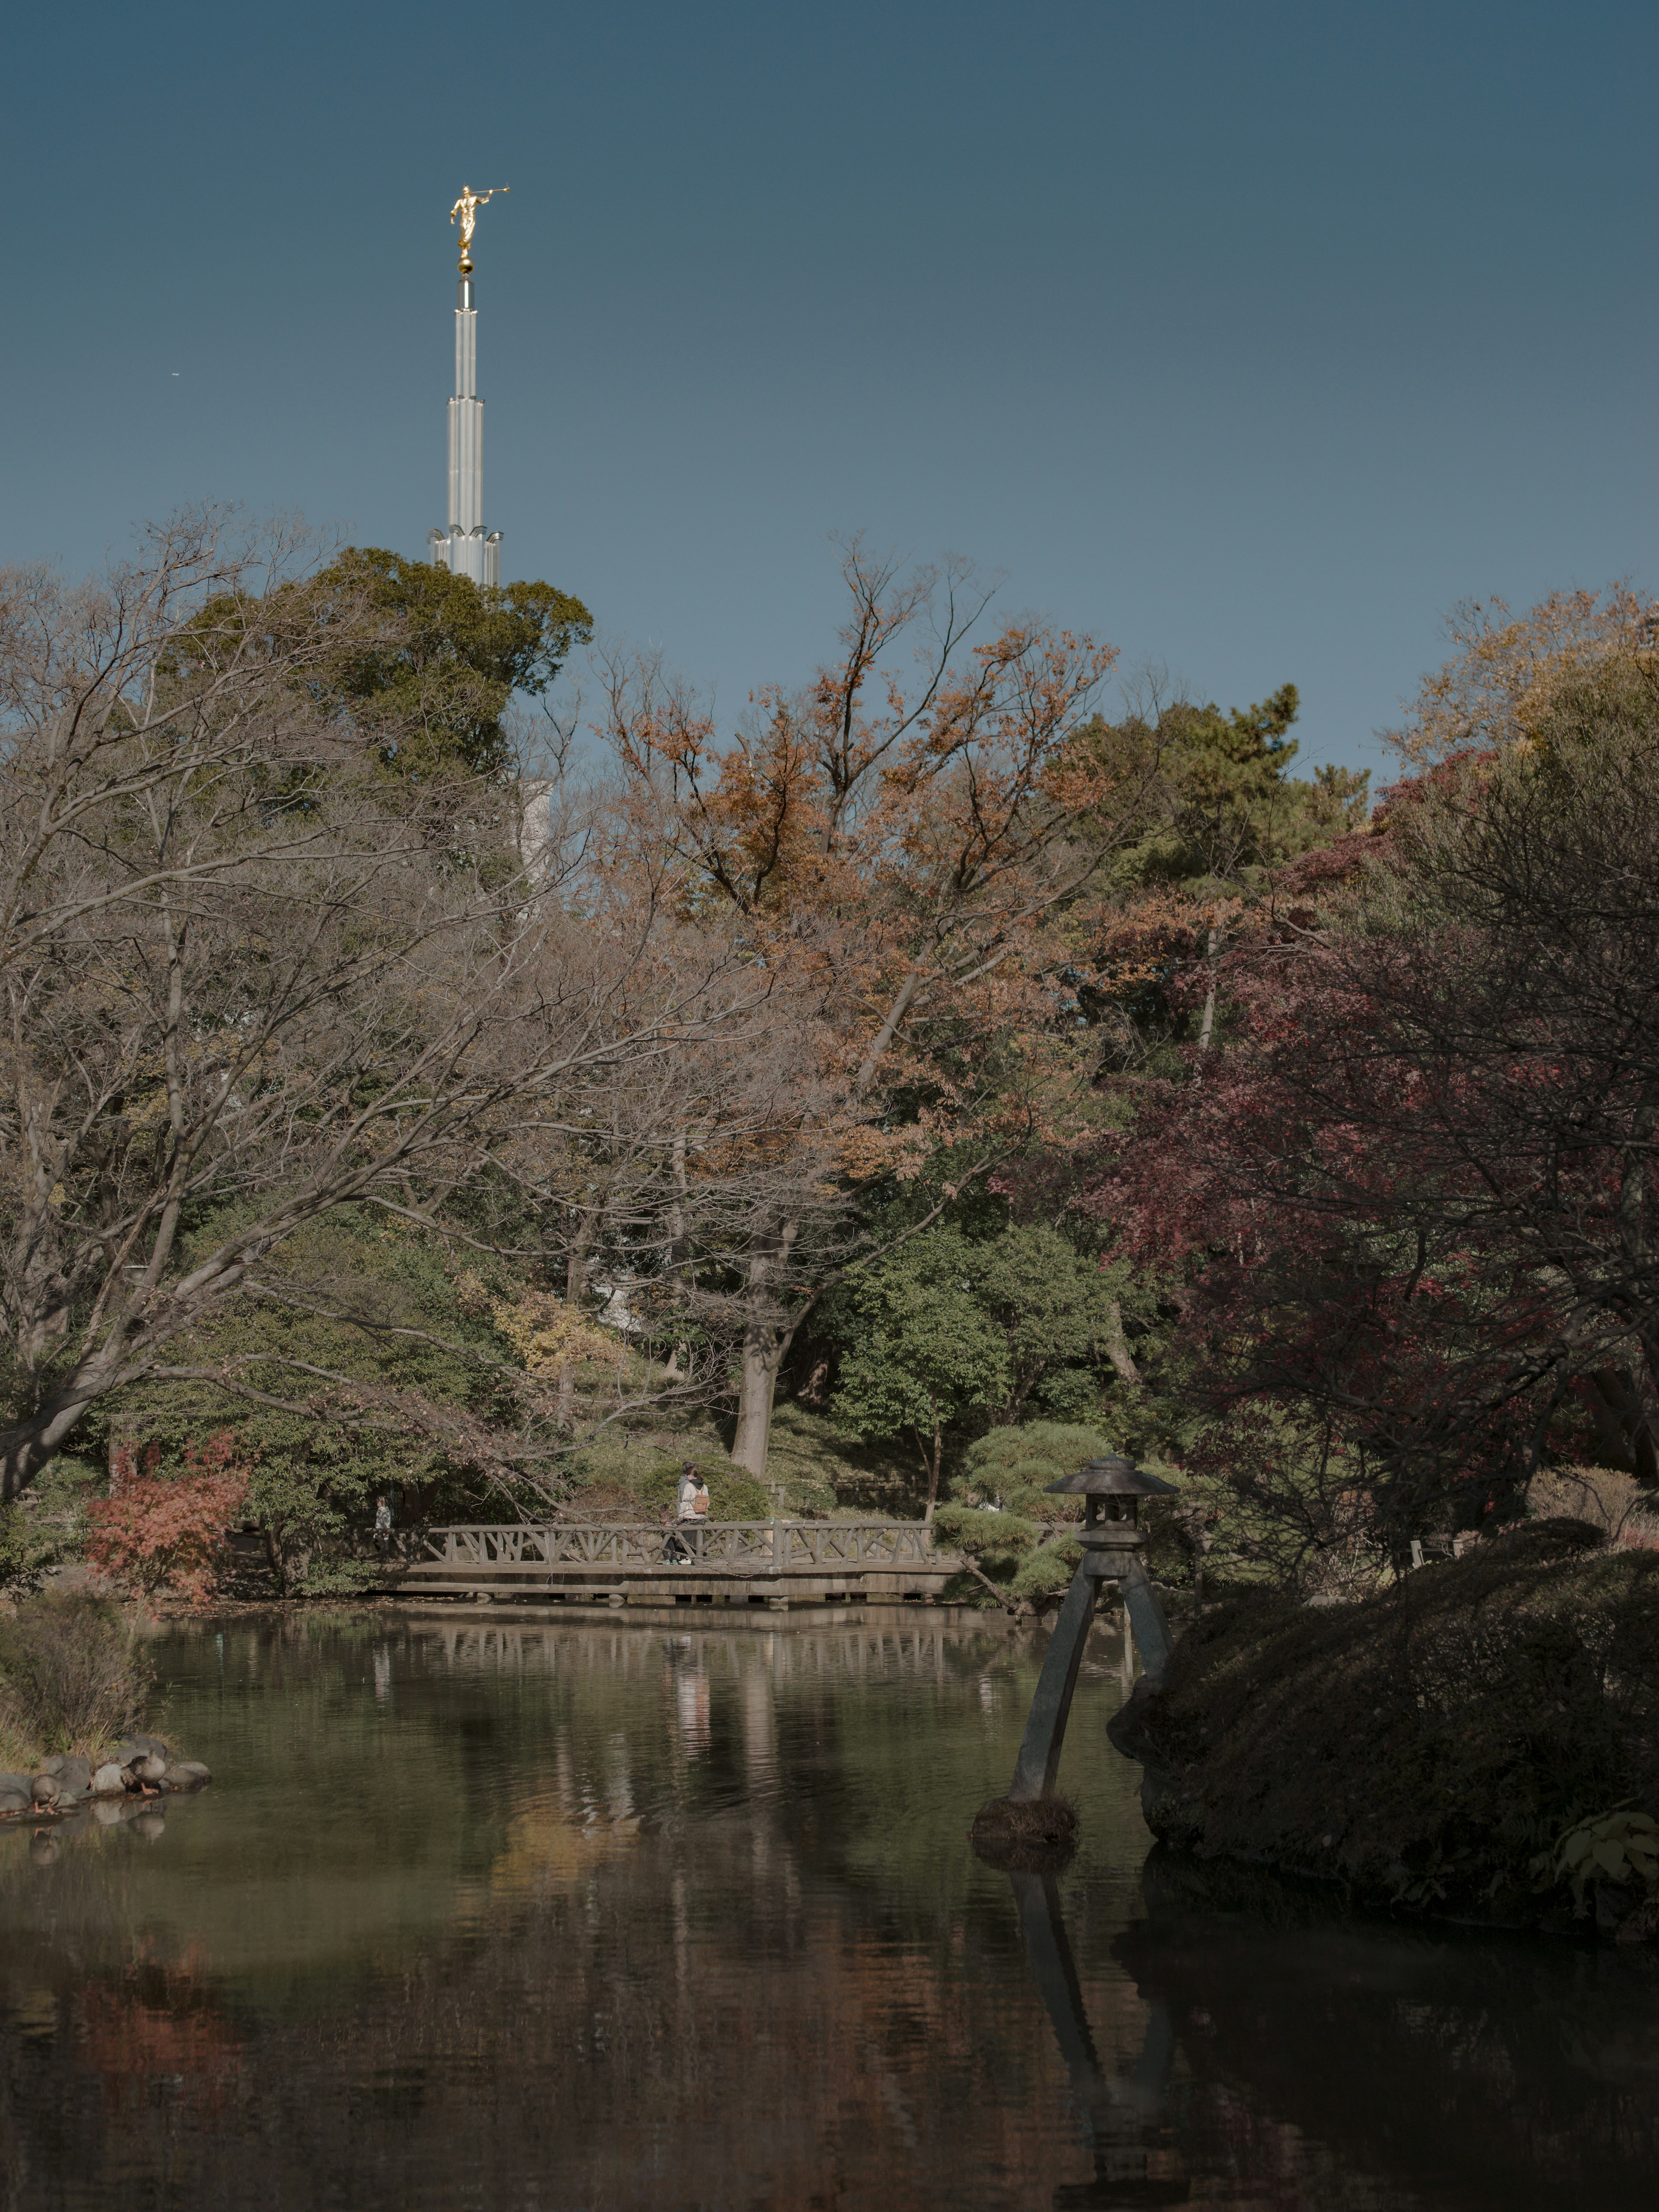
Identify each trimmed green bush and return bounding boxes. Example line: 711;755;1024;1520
934;1422;1115;1606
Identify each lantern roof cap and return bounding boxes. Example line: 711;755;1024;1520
1046;1454;1178;1497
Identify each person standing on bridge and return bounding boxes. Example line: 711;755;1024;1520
664;1463;702;1564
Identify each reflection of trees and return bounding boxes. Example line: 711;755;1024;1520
78;1947;242;2122
16;1619;1651;2209
2;1617;1141;2209
3;1796;1088;2208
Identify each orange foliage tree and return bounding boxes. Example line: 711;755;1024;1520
86;1431;251;1606
588;541;1164;1478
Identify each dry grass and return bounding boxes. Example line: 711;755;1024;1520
969;1793;1080;1871
0;1591;153;1759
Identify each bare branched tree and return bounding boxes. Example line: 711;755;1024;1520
0;514;760;1498
588;540;1163;1479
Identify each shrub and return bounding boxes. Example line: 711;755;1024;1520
0;1505;27;1593
934;1423;1114;1608
0;1591;153;1755
86;1432;250;1606
635;1455;772;1523
1527;1464;1643;1538
0;1458;102;1597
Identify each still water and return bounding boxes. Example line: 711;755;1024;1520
1;1610;1656;2211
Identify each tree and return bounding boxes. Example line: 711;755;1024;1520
85;1431;250;1606
294;547;592;782
595;540;1162;1481
830;1231;1010;1516
969;1223;1137;1422
1089;595;1659;1550
0;513;753;1500
932;1421;1111;1609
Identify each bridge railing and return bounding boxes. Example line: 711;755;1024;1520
417;1520;949;1573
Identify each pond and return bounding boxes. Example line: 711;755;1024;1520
1;1609;1656;2210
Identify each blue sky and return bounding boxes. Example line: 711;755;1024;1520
5;1;1653;779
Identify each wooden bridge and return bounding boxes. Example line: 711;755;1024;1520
385;1519;965;1610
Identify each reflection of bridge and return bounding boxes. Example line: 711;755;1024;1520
386;1521;965;1609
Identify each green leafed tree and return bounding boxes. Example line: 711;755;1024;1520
1121;681;1370;892
967;1224;1142;1423
81;1207;516;1595
296;547;593;782
830;1230;1011;1517
823;1220;1147;1507
933;1421;1114;1609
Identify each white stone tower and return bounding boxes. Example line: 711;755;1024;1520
429;185;507;586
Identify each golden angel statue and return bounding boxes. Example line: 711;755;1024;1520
450;184;509;270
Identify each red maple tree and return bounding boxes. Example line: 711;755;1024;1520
86;1432;251;1607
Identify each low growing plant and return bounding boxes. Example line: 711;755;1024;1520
0;1591;153;1756
1533;1807;1659;1915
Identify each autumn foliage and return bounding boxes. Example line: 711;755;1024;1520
86;1433;251;1607
1083;596;1659;1559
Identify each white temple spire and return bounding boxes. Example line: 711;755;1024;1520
429;185;508;587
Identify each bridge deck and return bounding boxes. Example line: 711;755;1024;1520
385;1520;963;1606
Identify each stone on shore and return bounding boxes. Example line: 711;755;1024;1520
90;1762;129;1797
162;1760;212;1789
54;1755;92;1804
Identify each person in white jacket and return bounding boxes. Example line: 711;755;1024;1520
663;1464;702;1564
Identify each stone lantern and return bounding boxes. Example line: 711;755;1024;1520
1051;1452;1176;1530
1007;1455;1178;1805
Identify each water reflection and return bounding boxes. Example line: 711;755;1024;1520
0;1613;1655;2211
1011;1872;1187;2206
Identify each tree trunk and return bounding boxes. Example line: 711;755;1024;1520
0;1364;123;1503
729;1221;801;1483
1588;1366;1659;1486
661;1133;691;1383
557;1208;597;1434
731;1322;784;1481
1101;1296;1142;1389
1196;925;1220;1056
732;971;930;1478
925;1413;944;1523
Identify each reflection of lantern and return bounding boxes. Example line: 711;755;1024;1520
1011;1871;1192;2209
1047;1452;1178;1535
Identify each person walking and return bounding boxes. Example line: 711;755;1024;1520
373;1494;392;1558
671;1462;703;1565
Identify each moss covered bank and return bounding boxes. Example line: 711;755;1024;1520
1107;1520;1659;1941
